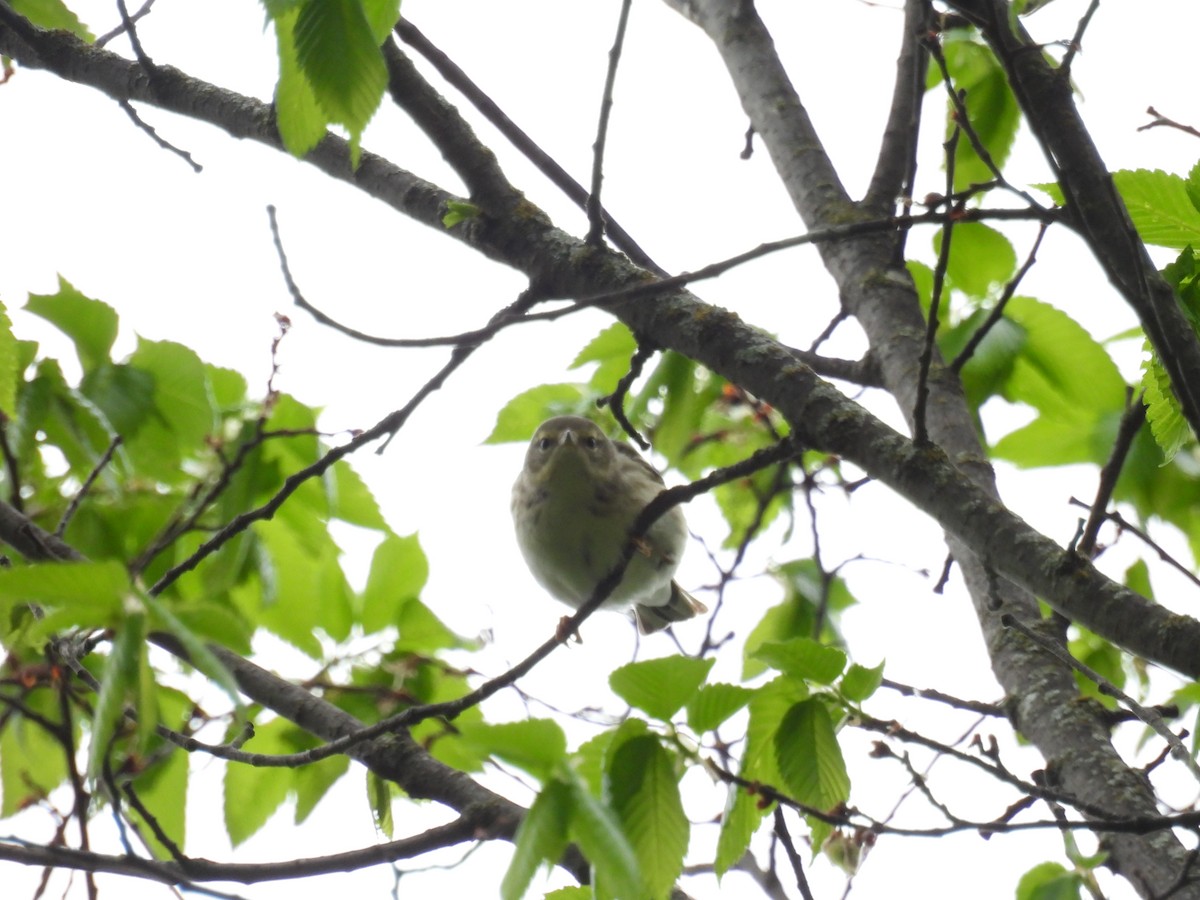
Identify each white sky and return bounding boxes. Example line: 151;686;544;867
3;1;1200;898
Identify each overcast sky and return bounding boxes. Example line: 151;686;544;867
3;1;1200;898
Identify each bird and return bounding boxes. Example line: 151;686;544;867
511;415;706;633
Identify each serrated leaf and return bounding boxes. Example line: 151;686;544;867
502;779;572;900
744;560;855;680
223;718;294;846
457;719;567;780
26;277;118;372
1112;169;1200;250
606;736;688;900
329;459;388;530
361;532;429;634
486;384;591;444
568;773;641;900
752;638;846;684
935;222;1016;298
939;39;1019;191
714;784;767;876
840;662;885;703
609;656;714;721
272;5;328;157
144;594;243;713
686;682;754;733
127;749;188;858
1142;344;1190;462
442;200;480;228
775;700;850;811
293;0;386;144
1016;861;1084;900
1;692;69;816
8;0;93;38
369;770;394;838
88;613;145;781
0;300;19;418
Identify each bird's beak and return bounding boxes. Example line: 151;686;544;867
560;429;576;447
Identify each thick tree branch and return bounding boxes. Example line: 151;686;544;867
944;0;1200;447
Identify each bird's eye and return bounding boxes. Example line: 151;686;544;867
537;437;553;451
584;436;600;449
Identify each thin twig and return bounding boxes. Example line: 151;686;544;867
1078;392;1147;556
394;19;664;274
1058;0;1100;76
597;339;656;449
95;0;156;48
1066;498;1200;592
772;807;815;900
950;222;1049;372
1001;613;1200;784
117;100;201;172
56;436;122;537
586;0;634;246
913;115;959;445
1138;106;1200;140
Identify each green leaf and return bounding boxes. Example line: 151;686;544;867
744;560;855;680
606;736;688;900
293;0;387;148
88;612;146;781
328;460;389;530
715;784;767;876
609;656;714;721
572;322;639;392
144;594;243;712
8;0;93;38
442;200;480;228
486;383;591;443
1;691;69;817
0;560;128;613
255;517;354;653
938;39;1019;192
502;779;572;900
26;277;118;372
686;682;755;733
1124;559;1153;599
752;637;847;684
361;533;429;634
936;222;1016;298
127;749;188;858
457;719;567;781
1142;346;1189;461
224;718;295;846
0;300;19;418
369;770;394;838
129;338;215;448
271;5;328;157
940;310;1026;409
567;773;642;900
291;749;348;824
360;0;401;41
1016;861;1084;900
1112;169;1200;250
840;662;885;703
775;700;850;812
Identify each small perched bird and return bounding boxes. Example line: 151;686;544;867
512;415;706;633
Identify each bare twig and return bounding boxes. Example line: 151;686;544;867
586;0;634;246
1078;392;1147;556
597;338;656;449
913;115;959;446
1058;0;1101;75
1139;106;1200;140
1001;613;1200;784
950;222;1049;372
56;436;122;538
